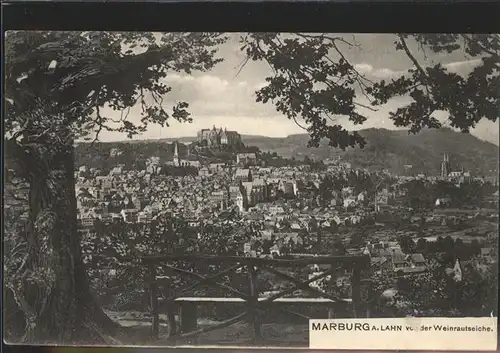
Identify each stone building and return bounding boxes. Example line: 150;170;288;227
197;126;242;147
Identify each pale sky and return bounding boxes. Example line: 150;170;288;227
97;33;499;145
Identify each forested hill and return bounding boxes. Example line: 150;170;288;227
75;128;498;176
241;128;498;176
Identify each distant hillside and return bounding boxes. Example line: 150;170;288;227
124;134;275;145
75;128;498;177
240;128;498;176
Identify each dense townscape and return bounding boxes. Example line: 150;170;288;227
65;130;497;315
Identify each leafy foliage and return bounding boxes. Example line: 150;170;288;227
241;33;499;149
5;31;226;151
398;258;497;317
401;178;497;210
397;234;416;254
370;256;497;318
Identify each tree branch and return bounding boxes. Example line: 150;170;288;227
460;34;500;59
397;35;429;80
397;34;434;115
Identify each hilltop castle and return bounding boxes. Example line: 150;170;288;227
197;126;242;147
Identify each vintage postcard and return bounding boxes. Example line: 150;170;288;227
3;31;499;350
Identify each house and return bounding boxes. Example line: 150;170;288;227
435;197;452;207
350;214;362;225
406;253;426;268
235;168;252;182
237;153;257;165
99;213;112;224
275;232;303;245
180;160;201;168
260;229;274;240
96;176;113;189
279;180;296;196
391;249;407;272
269;204;286;214
387;241;401;251
229;185;242;201
138;211;152;223
252;178;269;201
120;209;138;223
480;248;495;264
376;194;389;208
198;167;211;177
401;266;427;275
109;166;123;176
343;197;357;209
290;222;303;230
186;218;200;228
336;275;350;287
236;193;246;212
270;244;281;257
330;198;341;207
371;256;391;273
320;220;331;228
481;248;493;257
110;148;122;158
342;186;354;196
209;163;225;171
79;212;95;228
209;190;228;203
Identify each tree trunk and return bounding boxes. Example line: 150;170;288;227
7;135;122;345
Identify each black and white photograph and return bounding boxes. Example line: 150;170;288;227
3;31;499;347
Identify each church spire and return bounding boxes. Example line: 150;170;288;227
441;153;450;178
173;141;179;166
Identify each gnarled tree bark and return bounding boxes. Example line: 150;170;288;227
5;130;123;345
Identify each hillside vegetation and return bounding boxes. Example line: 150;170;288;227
242;128;498;176
75;128;498;176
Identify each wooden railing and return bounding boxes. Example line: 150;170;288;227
138;254;372;344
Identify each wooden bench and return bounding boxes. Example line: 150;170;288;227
154;295;361;342
144;254;371;341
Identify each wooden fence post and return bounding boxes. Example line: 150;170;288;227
248;264;262;341
149;263;159;340
360;279;372;318
327;308;335;319
180;302;198;334
351;267;361;318
158;274;177;339
328;261;335;319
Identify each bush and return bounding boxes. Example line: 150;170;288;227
113;288;149;312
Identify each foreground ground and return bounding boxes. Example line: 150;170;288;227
106;310;309;347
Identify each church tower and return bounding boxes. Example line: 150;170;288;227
441;153;450;178
173;141;180;167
